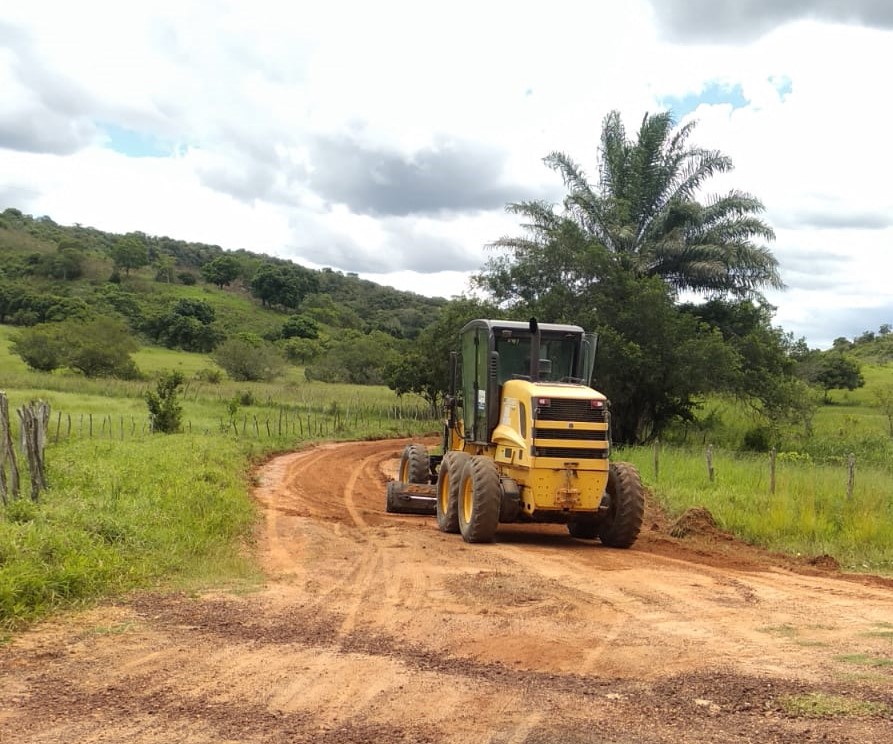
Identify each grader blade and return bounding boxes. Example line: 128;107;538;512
386;481;437;515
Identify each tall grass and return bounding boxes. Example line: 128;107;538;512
620;445;893;574
0;434;258;628
0;348;439;629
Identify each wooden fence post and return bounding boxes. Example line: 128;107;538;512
706;444;715;483
652;439;660;481
769;447;777;495
0;393;22;503
16;401;49;501
846;453;856;500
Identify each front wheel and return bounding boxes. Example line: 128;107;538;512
598;462;645;548
457;456;501;543
436;451;468;533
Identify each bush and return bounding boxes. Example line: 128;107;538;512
742;426;772;452
145;371;185;433
211;336;285;382
10;325;66;371
194;367;223;384
10;318;140;378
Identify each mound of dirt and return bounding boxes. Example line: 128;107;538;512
807;554;841;571
669;506;726;539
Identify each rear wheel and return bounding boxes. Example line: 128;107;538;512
436;451;468;533
457;456;501;543
598;462;644;548
399;444;429;484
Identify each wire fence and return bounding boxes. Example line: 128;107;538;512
45;402;436;443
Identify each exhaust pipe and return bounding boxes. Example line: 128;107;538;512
529;317;540;382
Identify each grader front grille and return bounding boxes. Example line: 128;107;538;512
535;398;607;424
532;398;609;461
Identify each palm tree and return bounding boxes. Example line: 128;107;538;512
490;110;782;298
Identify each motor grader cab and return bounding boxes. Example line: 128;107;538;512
387;318;644;547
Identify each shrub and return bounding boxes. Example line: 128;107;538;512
10;318;140;378
194;367;223;384
10;325;66;371
742;426;772;452
211;336;285;382
145;371;185;433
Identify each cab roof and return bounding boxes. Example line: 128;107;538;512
459;319;585;336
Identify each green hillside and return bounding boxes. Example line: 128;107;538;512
0;207;445;340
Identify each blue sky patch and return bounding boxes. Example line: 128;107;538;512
771;75;793;99
661;82;748;119
99;123;170;157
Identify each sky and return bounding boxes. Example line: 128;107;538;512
2;0;892;348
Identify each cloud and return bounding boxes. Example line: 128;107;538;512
775;210;893;230
786;300;893;347
0;22;97;154
287;208;514;275
306;135;534;217
651;0;893;42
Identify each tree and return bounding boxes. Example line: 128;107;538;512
145;371;185;433
10;318;139;378
37;240;86;280
201;255;241;288
475;110;786;443
154;254;176;283
873;385;893;437
485;110;782;299
111;235;149;276
280;314;319;340
305;331;400;385
681;298;810;427
211;335;285;381
10;324;66;371
384;297;498;414
250;263;319;309
65;318;140;378
804;353;865;402
584;272;738;443
142;299;223;352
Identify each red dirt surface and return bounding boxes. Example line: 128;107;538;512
2;438;892;742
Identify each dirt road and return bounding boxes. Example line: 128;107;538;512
2;439;892;743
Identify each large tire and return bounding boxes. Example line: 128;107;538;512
598;462;645;548
567;515;598;539
399;444;429;484
457;456;502;543
436;451;468;533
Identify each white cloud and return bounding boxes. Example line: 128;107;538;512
0;1;891;346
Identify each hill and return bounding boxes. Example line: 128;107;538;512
0;207;448;385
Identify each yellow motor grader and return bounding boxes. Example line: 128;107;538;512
386;318;644;547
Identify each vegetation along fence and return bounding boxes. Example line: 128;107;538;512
44;402;434;443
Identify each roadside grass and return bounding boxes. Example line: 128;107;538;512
0;356;437;630
619;445;893;575
778;692;891;718
834;654;893;668
0;434;258;630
